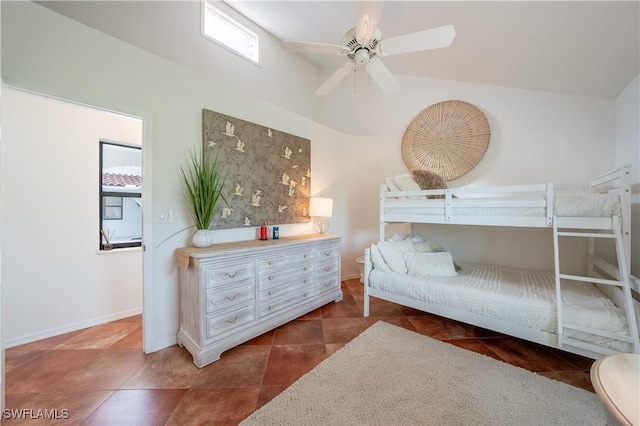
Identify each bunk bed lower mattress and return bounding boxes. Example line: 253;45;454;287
368;263;635;352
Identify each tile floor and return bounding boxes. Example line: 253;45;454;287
5;279;595;425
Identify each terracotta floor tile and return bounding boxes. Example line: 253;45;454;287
241;328;276;346
273;318;324;345
538;370;595;392
446;339;504;361
122;346;200;390
111;325;143;349
7;329;85;352
191;345;270;388
51;348;147;391
261;344;330;386
297;307;322;320
256;385;287;410
320;294;362;318
4;349;43;373
408;314;479;340
5;349;99;394
481;337;579;373
3;390;113;425
321;317;368;343
365;316;419;332
56;323;141;350
166;387;260;426
80;389;186;425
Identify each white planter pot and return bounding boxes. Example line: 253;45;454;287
192;229;212;248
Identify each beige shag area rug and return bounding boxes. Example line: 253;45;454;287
241;321;606;426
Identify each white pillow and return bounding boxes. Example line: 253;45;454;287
413;241;436;253
376;240;415;274
385;177;402;192
394;174;422;192
404;252;458;277
370;244;391;272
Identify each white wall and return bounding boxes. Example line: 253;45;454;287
2;88;143;346
615;74;640;277
1;1;624;352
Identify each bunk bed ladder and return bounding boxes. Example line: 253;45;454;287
553;215;640;355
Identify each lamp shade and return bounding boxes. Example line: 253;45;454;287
309;197;333;218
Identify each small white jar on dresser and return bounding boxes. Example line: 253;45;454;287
175;234;342;367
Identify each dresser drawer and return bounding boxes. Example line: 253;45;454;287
205;304;255;341
258;291;313;318
206;280;255;313
259;275;313;302
205;261;255;289
316;244;339;261
259;250;314;271
317;274;340;294
259;263;313;287
316;259;339;277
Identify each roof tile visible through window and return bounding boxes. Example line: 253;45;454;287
103;173;142;187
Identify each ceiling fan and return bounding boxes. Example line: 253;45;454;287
281;1;456;96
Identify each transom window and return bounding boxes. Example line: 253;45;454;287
202;1;259;64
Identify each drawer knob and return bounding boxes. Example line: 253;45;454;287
226;293;239;301
227;316;239;324
268;305;273;311
268;260;274;265
325;280;334;287
268;289;274;295
304;254;309;258
303;266;309;271
324;251;331;256
304;279;309;284
268;275;274;281
324;266;332;272
225;271;238;278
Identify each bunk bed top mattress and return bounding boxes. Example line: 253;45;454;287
383;192;621;218
368;263;633;351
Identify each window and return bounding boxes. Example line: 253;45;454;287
202;1;259;64
99;141;142;250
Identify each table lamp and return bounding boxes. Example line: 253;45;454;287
309;197;333;234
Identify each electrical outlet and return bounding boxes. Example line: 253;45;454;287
159;209;174;223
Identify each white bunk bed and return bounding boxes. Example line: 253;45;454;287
363;165;639;359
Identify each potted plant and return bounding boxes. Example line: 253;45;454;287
181;148;227;247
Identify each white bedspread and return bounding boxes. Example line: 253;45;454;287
369;263;634;351
384;192;620;218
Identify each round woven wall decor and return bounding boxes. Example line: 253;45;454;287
401;100;490;181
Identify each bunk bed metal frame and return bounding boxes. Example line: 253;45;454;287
364;165;639;359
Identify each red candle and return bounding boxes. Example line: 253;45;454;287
260;226;267;240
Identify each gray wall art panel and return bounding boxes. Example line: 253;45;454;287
203;109;311;230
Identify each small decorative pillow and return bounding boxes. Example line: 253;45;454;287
404;252;458;277
376;240;415;274
394;175;425;200
370;244;391;272
412;170;447;199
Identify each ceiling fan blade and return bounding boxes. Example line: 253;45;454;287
356;0;385;44
315;61;355;96
281;41;347;55
366;58;401;94
379;25;456;56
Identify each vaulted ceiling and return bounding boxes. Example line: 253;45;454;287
39;1;639;98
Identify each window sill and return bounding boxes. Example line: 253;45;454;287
97;246;143;255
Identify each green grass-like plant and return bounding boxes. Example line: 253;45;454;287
181;149;227;230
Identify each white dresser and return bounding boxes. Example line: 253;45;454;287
175;234;342;367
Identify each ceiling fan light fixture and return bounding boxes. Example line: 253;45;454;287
354;48;370;65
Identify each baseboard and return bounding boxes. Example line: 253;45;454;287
4;307;143;349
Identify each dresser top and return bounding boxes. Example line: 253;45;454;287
176;234;341;269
